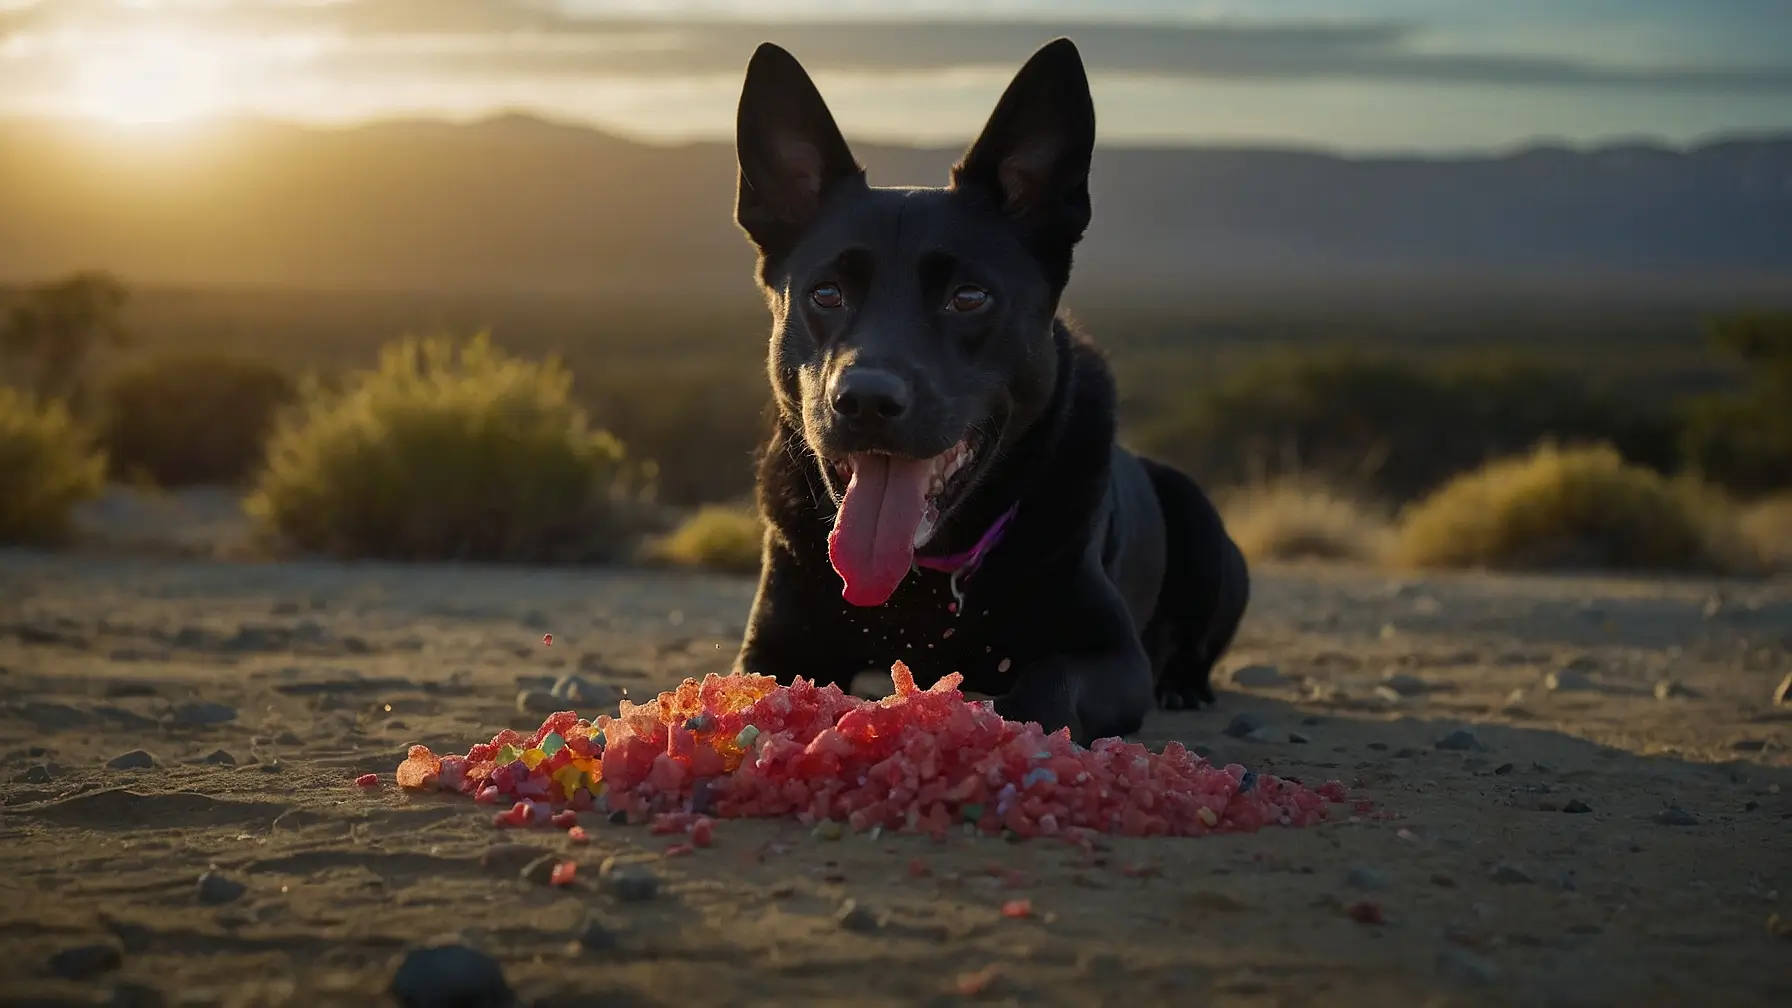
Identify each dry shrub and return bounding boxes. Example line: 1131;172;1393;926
1219;481;1393;564
247;333;645;562
1740;496;1792;572
648;504;764;575
97;353;297;486
1393;442;1753;574
0;388;106;545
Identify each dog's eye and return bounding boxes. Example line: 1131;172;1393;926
948;285;989;313
810;283;844;310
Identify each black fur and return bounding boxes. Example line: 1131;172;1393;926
729;38;1249;744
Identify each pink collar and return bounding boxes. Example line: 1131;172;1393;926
913;504;1018;585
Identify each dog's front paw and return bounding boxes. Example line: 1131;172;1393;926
992;692;1086;746
1156;679;1216;711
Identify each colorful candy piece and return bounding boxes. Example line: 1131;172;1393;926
354;773;379;788
395;745;441;789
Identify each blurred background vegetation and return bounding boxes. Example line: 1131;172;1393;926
1;270;1787;574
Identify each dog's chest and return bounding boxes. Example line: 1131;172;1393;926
831;570;1022;693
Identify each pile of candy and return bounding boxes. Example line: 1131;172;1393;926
388;662;1348;841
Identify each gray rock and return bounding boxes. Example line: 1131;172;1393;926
169;702;237;726
1222;713;1264;739
1544;668;1598;692
196;871;246;905
1287;732;1310;744
21;762;63;784
388;943;513;1008
1345;867;1387;890
835;898;882;933
1563;799;1593;814
1380;673;1432;697
106;749;156;770
1654;807;1700;827
48;942;123;980
1654;679;1701;701
1434;730;1484;752
1436;947;1501;986
599;857;659;902
200;749;237;766
1490;864;1533;885
515;690;561;715
549;674;623;709
577;915;617;952
1229;665;1289;689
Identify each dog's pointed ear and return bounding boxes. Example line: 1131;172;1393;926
951;38;1095;282
735;43;864;263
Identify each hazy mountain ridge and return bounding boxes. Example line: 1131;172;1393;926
2;115;1789;301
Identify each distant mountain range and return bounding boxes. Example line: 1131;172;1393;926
2;115;1789;304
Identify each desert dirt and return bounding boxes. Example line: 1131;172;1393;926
2;537;1790;1006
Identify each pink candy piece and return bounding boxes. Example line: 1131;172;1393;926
353;773;379;788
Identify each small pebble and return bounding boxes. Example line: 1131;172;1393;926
1562;799;1592;814
1346;866;1387;890
1490;864;1533;885
1654;807;1699;827
1381;673;1431;697
196;871;246;905
1229;665;1288;689
1653;679;1699;700
836;898;882;932
520;854;562;886
1287;732;1309;744
1544;669;1597;693
578;915;617;952
599;857;660;902
201;749;238;766
1493;763;1515;775
169;702;238;726
1435;730;1483;752
48;943;123;980
515;690;561;715
388;943;512;1008
1222;713;1264;739
106;749;155;770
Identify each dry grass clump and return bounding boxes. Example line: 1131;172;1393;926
1393;442;1754;574
0;388;107;545
1219;481;1394;564
647;504;764;575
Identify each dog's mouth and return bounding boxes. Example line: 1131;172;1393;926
824;436;982;607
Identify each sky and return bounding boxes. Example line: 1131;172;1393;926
1;0;1789;151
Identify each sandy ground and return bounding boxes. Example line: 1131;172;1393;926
2;538;1790;1006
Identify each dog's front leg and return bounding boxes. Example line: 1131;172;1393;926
731;535;864;690
993;566;1156;746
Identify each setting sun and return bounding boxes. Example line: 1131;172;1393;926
69;31;228;126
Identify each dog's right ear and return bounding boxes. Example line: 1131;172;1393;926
734;43;863;265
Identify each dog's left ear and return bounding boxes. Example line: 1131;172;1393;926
735;43;864;266
951;37;1096;285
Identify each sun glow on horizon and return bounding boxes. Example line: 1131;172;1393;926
68;31;230;127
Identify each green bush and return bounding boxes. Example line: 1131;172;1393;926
0;388;107;545
1393;442;1750;574
1133;352;1676;504
96;353;297;486
247;333;641;562
647;504;764;574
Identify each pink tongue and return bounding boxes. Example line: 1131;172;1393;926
828;453;934;607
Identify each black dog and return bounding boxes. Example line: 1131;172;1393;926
728;38;1249;745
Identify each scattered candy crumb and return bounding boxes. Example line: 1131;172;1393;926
542;633;553;647
548;860;577;886
353;773;379;788
387;662;1353;845
1347;901;1384;925
1000;898;1034;918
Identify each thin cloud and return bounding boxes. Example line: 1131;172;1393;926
3;1;1790;93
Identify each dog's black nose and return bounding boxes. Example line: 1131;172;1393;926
830;368;910;426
